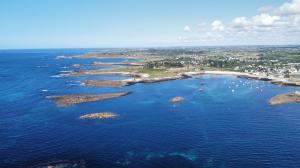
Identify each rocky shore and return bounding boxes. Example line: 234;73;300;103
201;71;300;87
68;70;150;78
57;52;144;60
80;112;118;120
269;92;300;105
124;74;190;83
82;80;132;88
93;61;144;67
237;75;300;86
270;80;300;86
53;51;300;110
82;74;190;88
47;92;131;107
66;69;300;88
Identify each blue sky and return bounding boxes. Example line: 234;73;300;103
1;0;299;49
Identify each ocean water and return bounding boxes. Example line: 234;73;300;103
1;49;300;168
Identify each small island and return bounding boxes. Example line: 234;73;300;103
269;91;300;105
47;92;131;107
170;96;185;103
79;112;118;120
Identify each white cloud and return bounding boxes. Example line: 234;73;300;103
280;0;300;15
294;15;300;24
232;17;251;28
252;13;280;26
183;26;191;32
211;20;225;31
179;0;300;45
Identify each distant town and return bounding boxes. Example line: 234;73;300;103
58;46;300;85
141;46;300;80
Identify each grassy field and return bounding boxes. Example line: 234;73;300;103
107;67;179;78
139;68;178;78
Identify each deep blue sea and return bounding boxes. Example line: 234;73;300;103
1;49;300;168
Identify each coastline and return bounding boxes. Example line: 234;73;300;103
55;50;300;87
76;70;300;88
198;71;300;87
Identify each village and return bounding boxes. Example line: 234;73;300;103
142;46;300;81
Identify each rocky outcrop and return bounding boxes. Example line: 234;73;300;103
269;92;300;105
93;62;144;67
68;70;149;78
82;80;133;88
170;97;185;103
80;112;118;120
126;74;190;84
270;80;300;86
47;92;132;107
82;74;190;88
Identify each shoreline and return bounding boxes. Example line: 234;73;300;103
195;71;300;87
56;50;300;87
80;70;300;88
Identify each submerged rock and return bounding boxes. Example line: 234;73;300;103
170;97;185;103
269;92;300;105
29;160;86;168
80;112;118;120
72;64;81;68
47;92;132;107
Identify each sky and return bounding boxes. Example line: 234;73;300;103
0;0;299;49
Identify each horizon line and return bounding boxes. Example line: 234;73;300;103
1;44;300;50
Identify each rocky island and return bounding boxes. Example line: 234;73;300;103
79;112;118;120
170;97;185;103
47;92;132;107
269;92;300;105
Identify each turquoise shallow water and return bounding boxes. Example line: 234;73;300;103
1;49;300;168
